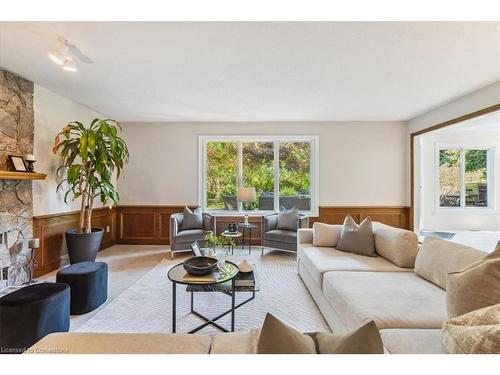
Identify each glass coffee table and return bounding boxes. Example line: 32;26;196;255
167;260;259;333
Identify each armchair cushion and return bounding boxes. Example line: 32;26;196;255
180;207;203;230
276;207;299;231
263;229;297;244
174;229;206;244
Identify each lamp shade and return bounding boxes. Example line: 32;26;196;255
237;187;256;203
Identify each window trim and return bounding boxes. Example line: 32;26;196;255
435;144;494;211
198;135;319;216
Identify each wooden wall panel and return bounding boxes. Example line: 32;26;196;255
116;205;190;245
33;207;116;277
310;206;409;229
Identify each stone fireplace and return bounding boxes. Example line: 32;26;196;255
0;68;35;286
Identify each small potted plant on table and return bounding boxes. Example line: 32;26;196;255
53;119;129;264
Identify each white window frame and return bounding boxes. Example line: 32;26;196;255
435;144;494;210
198;135;319;216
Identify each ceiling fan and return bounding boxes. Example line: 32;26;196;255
48;36;94;72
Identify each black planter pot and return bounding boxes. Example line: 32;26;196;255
65;228;104;264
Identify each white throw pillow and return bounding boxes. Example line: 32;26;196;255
312;222;342;247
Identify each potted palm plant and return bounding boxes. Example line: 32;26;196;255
53;119;129;264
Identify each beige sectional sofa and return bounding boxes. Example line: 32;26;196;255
297;223;486;354
29;222;488;354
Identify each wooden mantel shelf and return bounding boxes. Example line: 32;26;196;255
0;171;47;180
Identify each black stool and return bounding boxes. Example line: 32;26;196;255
0;283;70;354
56;261;108;315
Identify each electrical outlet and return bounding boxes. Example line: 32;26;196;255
106;226;110;233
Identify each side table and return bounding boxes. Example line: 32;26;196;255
238;223;257;254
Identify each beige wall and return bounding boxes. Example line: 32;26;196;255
32;85;105;216
117;121;408;207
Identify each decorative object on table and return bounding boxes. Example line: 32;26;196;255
24;154;36;172
170;210;215;259
227;223;237;233
56;261;108;315
261;211;309;254
237;187;256;225
52;118;129;264
23;238;40;284
238;259;253;274
190;241;202;256
7;155;27;172
183;256;219;276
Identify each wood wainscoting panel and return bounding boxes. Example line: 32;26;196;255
33;207;116;277
116;205;189;245
311;206;409;229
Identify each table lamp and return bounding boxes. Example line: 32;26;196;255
237;187;256;225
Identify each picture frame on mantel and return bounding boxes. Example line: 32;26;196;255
8;155;27;172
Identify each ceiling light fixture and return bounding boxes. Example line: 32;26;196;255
62;57;77;72
48;38;69;65
49;37;78;72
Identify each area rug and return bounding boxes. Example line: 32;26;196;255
75;251;330;335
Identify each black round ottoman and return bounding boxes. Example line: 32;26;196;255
56;261;108;315
0;283;70;354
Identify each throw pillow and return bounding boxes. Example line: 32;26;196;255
312;222;342;247
257;313;384;354
414;237;485;290
335;215;376;256
311;320;384;354
276;206;299;232
446;241;500;318
371;222;418;268
180;206;203;230
257;313;316;354
442;303;500;354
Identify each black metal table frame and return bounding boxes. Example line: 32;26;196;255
238;223;256;254
171;280;256;334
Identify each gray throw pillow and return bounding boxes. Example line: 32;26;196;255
257;313;384;354
276;207;299;231
180;206;203;230
336;215;376;256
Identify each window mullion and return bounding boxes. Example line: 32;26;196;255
237;141;243;212
274;141;280;212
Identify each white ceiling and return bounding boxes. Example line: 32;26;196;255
0;22;499;122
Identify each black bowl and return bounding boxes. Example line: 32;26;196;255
183;256;218;276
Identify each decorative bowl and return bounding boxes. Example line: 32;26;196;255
183;256;219;276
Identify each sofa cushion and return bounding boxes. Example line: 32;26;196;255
311;320;384;354
380;329;444;354
27;332;211;354
263;229;297;244
180;206;203;230
446;242;500;318
415;237;485;290
276;207;299;231
442;303;500;354
210;330;260;354
322;271;447;330
372;222;418;268
336;216;376;257
312;223;342;247
174;229;206;243
257;313;316;354
299;246;410;287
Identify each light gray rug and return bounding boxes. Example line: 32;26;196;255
75;251;330;335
